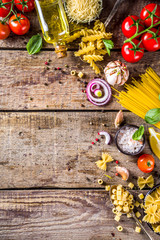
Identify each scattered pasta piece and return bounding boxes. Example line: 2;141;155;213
140;203;144;209
138;193;144;200
105;185;110;191
71;70;76;76
127;213;132;218
117;226;123;232
128;182;134;189
95;152;114;171
98;179;103;185
78;72;84;78
112;208;117;214
135;201;140;208
137;175;154;189
114;215;120;222
135;226;141;233
135;211;141;218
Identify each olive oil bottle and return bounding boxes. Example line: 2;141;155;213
35;0;69;57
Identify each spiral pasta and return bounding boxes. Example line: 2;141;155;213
83;54;103;62
66;21;112;74
75;46;95;56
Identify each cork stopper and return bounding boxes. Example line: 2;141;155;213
55;45;67;58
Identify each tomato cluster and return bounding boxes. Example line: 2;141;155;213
0;0;34;39
121;3;160;63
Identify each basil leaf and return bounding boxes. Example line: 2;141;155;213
145;108;160;124
103;39;114;56
26;34;42;55
132;125;144;141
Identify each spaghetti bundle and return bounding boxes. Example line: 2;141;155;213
113;68;160;129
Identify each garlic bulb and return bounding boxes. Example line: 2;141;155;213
104;60;129;86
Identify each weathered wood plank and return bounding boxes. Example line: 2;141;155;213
0;0;159;49
0;50;160;110
0;112;159;189
0;189;158;240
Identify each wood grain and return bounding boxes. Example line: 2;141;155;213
0;111;159;189
0;0;159;49
0;189;158;240
0;50;160;110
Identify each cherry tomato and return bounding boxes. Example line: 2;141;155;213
0;21;10;39
141;28;160;52
140;4;160;27
14;0;35;12
121;39;144;63
122;15;145;38
9;14;30;35
137;154;155;173
0;0;12;17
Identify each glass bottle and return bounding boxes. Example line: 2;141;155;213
35;0;69;58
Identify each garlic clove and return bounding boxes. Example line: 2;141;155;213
115;110;124;128
116;166;129;181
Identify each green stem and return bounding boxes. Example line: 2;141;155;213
124;20;160;43
1;0;14;23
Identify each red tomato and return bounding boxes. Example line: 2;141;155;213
122;15;145;38
0;0;12;17
137;154;155;173
140;4;160;27
0;21;10;39
14;0;35;12
141;28;160;52
121;39;144;63
9;14;30;35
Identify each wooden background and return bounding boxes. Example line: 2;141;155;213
0;0;160;239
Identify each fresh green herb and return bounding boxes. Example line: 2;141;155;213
132;125;144;141
159;94;160;101
103;39;114;56
145;108;160;124
26;34;42;55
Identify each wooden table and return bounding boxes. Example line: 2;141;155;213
0;0;160;239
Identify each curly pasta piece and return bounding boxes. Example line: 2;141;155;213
66;31;82;43
80;29;89;37
82;34;104;42
86;59;100;74
99;21;106;32
95;49;107;55
83;54;103;62
75;46;95;56
97;39;104;49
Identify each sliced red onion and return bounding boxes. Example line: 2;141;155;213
98;131;111;144
86;79;112;106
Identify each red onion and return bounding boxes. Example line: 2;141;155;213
86;79;112;106
98;131;111;144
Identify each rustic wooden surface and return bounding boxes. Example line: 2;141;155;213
0;50;160;110
0;0;160;239
0;190;159;240
0;112;160;189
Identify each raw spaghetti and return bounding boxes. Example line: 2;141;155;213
113;67;160;129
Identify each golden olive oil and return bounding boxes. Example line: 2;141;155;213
35;0;69;57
